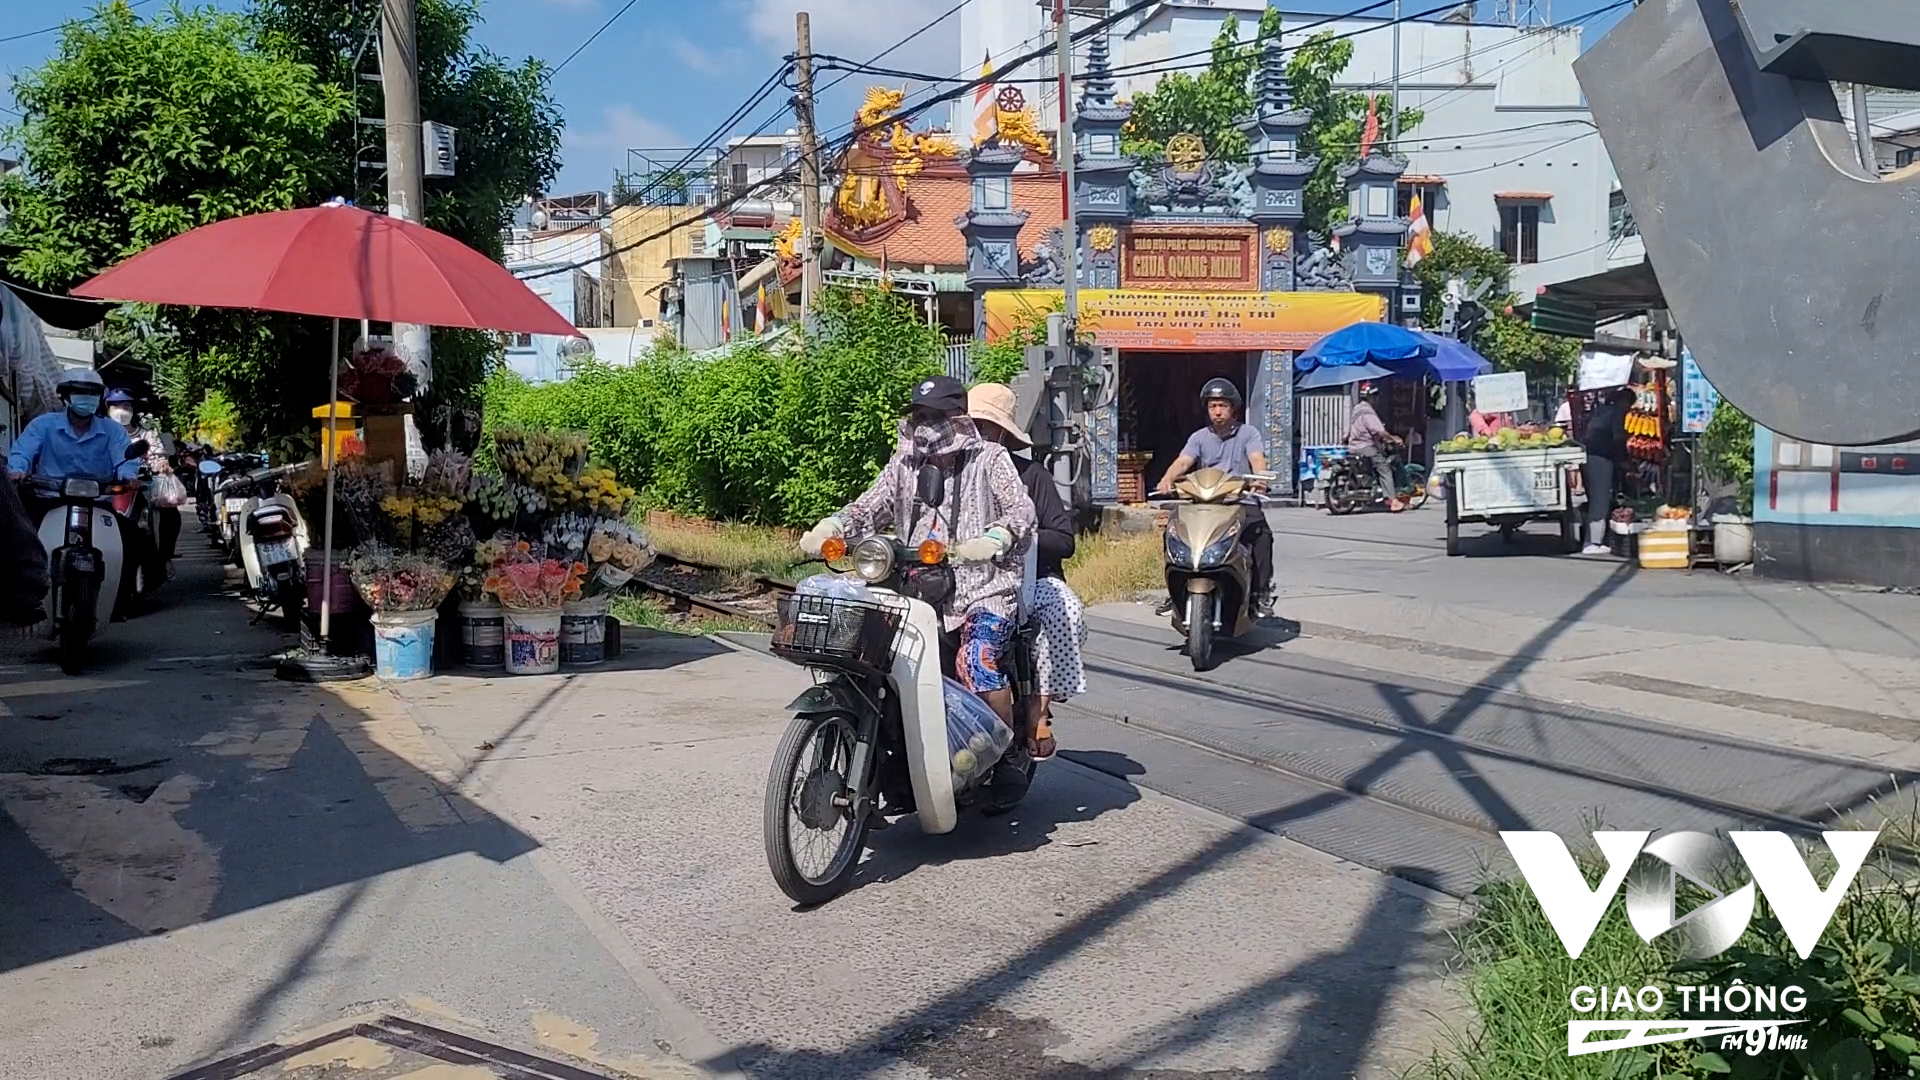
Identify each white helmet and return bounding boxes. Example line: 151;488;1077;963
56;368;106;398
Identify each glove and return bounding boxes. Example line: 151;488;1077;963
799;516;844;558
952;527;1012;564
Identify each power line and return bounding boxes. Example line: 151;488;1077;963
614;64;792;210
551;0;643;77
817;0;974;97
0;0;159;45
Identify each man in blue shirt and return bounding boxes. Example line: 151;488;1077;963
1153;378;1276;616
7;369;142;484
9;368;154;617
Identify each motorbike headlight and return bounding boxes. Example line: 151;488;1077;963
852;537;895;583
1200;531;1240;566
1164;529;1192;564
62;478;100;499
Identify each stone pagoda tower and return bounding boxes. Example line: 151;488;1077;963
1072;32;1134;290
1242;31;1315;291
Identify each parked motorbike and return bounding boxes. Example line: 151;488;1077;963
23;440;151;675
1321;443;1429;515
196;450;267;553
762;465;1039;906
235;463;312;624
1158;467;1274;672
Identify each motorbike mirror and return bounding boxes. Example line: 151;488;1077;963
198;460;223;476
916;463;946;508
125;440;150;460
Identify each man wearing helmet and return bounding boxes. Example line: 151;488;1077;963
8;369;155;614
1153;377;1275;616
1348;381;1406;512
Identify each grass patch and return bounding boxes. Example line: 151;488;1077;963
610;593;765;637
644;511;816;582
1411;809;1920;1080
1065;528;1165;606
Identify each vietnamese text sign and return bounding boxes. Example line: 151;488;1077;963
983;289;1386;351
1123;230;1255;290
1471;371;1529;414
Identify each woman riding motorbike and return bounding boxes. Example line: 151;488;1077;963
107;388;179;582
799;375;1038;750
966;382;1083;760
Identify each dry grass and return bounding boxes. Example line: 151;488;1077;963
1064;528;1164;606
644;511;809;580
643;510;1164;605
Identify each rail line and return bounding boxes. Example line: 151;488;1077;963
633;553;791;626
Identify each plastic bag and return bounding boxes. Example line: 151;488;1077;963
795;573;872;601
150;473;189;509
943;677;1014;791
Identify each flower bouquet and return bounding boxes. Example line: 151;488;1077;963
337;341;419;405
583;518;654;595
345;544;455;612
459;535;512;602
485;540;586;611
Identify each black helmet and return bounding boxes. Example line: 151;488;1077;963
1200;378;1242;409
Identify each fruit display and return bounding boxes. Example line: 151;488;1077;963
1435;425;1571;454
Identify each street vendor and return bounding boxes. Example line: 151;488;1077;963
1469;389;1515;437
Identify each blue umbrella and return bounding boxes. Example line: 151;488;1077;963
1409;331;1493;381
1296;360;1392;390
1294;321;1436;371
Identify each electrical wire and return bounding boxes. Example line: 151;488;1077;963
0;0;159;45
614;63;794;211
551;0;644;77
817;0;975;97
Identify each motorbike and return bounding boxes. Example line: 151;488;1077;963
1321;442;1429;515
762;465;1039;906
1158;467;1274;672
196;450;267;553
23;439;151;675
234;463;312;624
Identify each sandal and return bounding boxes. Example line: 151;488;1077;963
1032;715;1057;760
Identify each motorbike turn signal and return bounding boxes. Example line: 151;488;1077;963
820;537;848;563
918;539;945;565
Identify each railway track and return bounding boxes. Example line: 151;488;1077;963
632;553;791;626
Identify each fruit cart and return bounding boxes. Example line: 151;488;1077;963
1431;429;1588;556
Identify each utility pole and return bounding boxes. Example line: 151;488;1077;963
795;13;823;326
1390;0;1402;146
1054;0;1079;330
381;0;429;479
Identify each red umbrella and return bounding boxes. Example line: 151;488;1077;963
70;201;586;649
70;202;581;336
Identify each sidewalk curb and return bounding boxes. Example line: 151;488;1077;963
375;678;753;1080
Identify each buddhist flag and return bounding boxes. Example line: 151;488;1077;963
757;284;769;332
877;247;890;288
972;52;998;144
1406;192;1434;267
720;297;731;342
1359;95;1381;159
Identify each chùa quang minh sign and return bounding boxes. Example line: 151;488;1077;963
1122;227;1256;291
1502;829;1882;1061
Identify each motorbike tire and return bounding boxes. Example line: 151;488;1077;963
58;579;97;676
1186;591;1216;672
1325;479;1358;516
764;712;869;906
1404;470;1431;511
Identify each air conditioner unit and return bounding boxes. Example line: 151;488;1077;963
423;121;457;178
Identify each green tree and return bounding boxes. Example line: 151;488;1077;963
1122;13;1420;231
1409;230;1580;384
0;2;350;438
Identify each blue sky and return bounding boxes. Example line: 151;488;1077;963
2;0;1633;197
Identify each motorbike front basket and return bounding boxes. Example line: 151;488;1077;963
770;593;904;678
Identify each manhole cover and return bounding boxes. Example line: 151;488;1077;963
171;1015;629;1079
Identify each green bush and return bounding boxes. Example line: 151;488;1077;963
481;286;941;528
1701;400;1756;516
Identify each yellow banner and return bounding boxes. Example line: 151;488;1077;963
983;289;1387;351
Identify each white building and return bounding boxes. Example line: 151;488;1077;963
959;3;1625;296
714;133;802;217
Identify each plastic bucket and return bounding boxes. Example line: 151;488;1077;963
459;599;505;668
561;596;611;666
372;609;438;680
1713;516;1754;565
503;607;562;675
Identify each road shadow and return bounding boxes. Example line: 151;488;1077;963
0;548;544;981
845;757;1143;898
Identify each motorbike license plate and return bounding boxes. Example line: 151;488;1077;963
224;498;248;517
257;539;298;566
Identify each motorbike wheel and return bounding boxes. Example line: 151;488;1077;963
1404;470;1431;511
764;712;869;906
1185;592;1216;672
1325;478;1358;516
57;579;97;676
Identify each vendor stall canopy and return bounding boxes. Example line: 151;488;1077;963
1294;322;1492;383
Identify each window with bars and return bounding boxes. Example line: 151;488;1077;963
1500;203;1541;265
1608;189;1638;240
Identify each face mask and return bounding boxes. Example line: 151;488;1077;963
67;394;100;418
109;407;134;425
